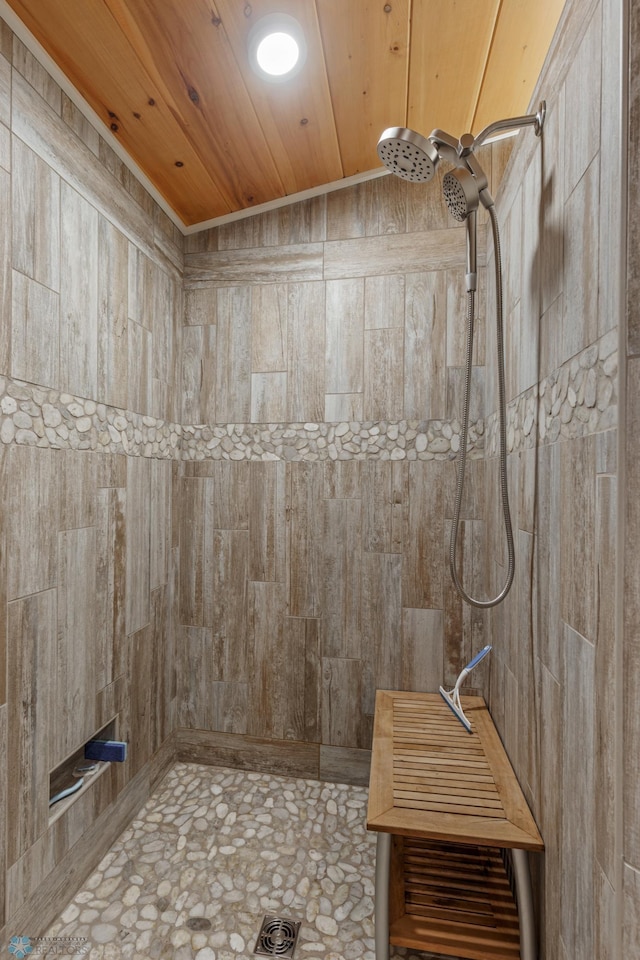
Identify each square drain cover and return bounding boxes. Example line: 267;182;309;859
254;915;301;957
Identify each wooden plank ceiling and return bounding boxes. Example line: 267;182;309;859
6;0;566;228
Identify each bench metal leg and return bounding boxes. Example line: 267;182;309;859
512;848;537;960
374;832;391;960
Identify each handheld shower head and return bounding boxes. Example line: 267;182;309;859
442;168;479;222
377;127;439;182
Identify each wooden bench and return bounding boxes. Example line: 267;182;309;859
367;690;544;960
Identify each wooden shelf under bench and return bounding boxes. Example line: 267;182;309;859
367;691;544;960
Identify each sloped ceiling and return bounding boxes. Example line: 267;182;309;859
4;0;566;229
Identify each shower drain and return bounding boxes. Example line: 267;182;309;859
253;915;301;957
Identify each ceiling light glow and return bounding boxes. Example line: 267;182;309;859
256;31;299;76
248;14;307;83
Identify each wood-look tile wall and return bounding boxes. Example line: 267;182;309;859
483;0;630;957
177;455;488;753
182;165;506;426
179;145;512;768
0;22;179;942
625;0;640;955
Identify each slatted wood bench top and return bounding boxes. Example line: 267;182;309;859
367;690;544;852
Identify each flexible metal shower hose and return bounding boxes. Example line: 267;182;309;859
449;203;515;608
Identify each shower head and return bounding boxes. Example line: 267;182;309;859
442;169;480;292
442;168;479;222
377;127;439;182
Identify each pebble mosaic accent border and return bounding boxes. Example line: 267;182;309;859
0;331;617;465
180;418;483;462
0;375;482;463
0;377;183;459
486;330;618;457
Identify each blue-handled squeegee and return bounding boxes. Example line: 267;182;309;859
439;645;492;733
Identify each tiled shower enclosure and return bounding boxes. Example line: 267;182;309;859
0;0;639;957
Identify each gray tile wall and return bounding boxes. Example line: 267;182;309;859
625;0;640;955
179;146;513;766
0;22;180;942
483;0;631;957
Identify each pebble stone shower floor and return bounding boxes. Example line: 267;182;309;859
43;762;456;960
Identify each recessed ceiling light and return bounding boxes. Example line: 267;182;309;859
248;14;307;83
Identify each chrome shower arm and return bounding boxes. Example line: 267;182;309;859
473;100;546;148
